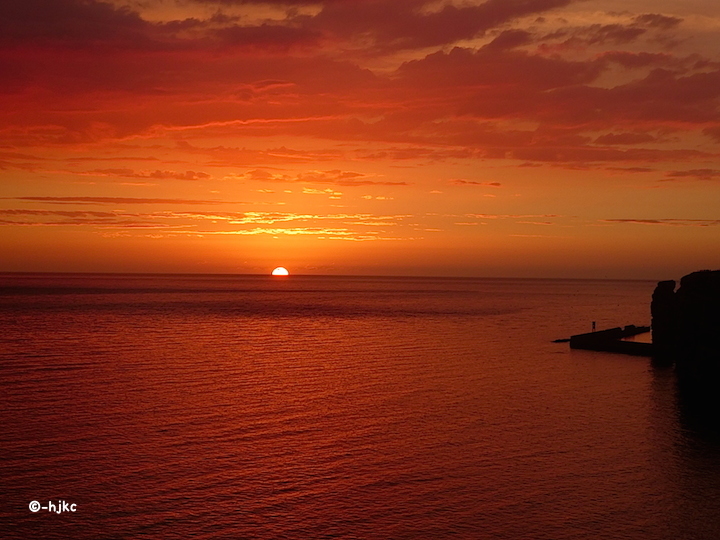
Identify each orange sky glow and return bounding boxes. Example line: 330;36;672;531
1;0;719;278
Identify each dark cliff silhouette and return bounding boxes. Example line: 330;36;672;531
651;270;720;411
651;279;677;366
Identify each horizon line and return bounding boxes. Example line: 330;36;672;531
0;270;671;282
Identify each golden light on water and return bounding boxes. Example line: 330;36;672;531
271;267;289;276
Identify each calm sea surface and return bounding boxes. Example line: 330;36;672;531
1;274;719;539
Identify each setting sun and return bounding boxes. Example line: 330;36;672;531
271;267;289;276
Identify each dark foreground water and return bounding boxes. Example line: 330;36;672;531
1;274;719;539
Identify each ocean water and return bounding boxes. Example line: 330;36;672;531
1;273;719;540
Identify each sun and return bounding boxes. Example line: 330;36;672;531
271;266;289;276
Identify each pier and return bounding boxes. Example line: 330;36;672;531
568;324;653;356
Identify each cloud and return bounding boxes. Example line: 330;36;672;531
302;187;341;198
448;59;720;130
605;166;655;174
0;219;173;228
462;213;561;219
398;46;603;92
8;196;231;205
594;132;657;145
0;0;320;54
88;169;212;181
167;142;345;168
183;227;409;241
604;218;720;226
549;68;720;127
355;146;475;161
633;14;683;30
576;24;647;46
0;206;174;228
703;126;720;142
0;0;575;56
537;14;683;52
450;180;502;187
66;155;163;163
0;208;117;217
0;0;149;48
484;30;534;51
160;210;411;224
0;204;415;239
600;51;676;69
664;169;720;181
304;0;574;53
241;168;408;186
213;23;322;52
1;0;718;173
508;234;559;238
0;150;45;161
508;146;709;165
297;169;406;186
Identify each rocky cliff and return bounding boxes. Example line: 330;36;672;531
651;270;720;398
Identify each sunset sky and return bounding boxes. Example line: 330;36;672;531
2;0;719;278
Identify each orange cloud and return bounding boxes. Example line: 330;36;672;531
664;169;720;181
604;219;720;226
450;180;502;187
86;169;212;181
8;196;232;205
240;168;408;186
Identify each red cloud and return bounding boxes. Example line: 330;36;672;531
703;126;720;142
594;133;657;145
0;0;575;54
305;0;574;52
398;46;603;91
0;0;717;171
633;13;682;30
0;0;148;48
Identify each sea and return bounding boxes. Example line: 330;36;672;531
1;273;719;540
